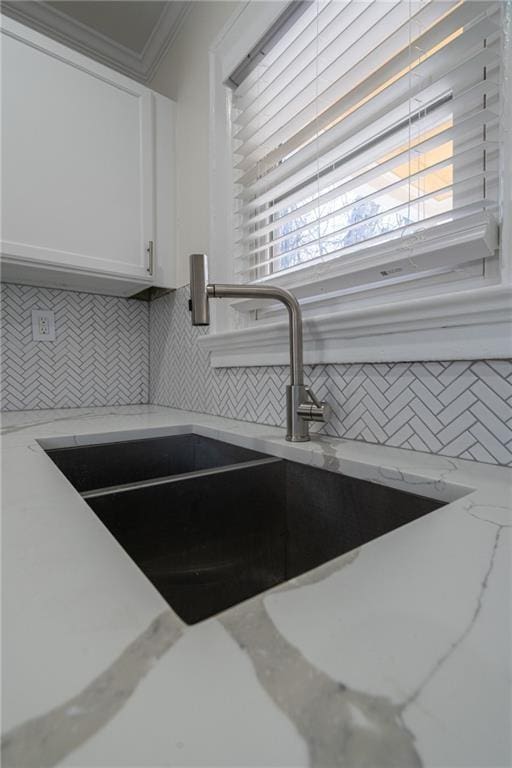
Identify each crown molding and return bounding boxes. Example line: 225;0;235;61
140;1;190;82
0;1;190;83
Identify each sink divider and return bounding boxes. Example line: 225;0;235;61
80;456;283;499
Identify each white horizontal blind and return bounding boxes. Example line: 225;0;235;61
231;0;502;284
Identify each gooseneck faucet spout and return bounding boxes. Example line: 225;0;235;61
208;283;304;386
189;253;328;442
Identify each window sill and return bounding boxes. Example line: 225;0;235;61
198;284;512;366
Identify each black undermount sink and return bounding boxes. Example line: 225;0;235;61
46;433;445;624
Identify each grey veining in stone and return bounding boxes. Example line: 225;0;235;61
215;546;453;766
221;601;421;767
2;405;511;767
218;550;423;767
401;520;505;710
1;611;183;768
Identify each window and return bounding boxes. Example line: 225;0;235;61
229;0;502;304
203;0;510;365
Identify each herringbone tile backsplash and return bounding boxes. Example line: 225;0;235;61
150;287;512;466
2;282;510;466
1;283;149;410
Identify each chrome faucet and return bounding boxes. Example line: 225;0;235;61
189;253;329;442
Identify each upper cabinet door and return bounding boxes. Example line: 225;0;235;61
1;20;156;282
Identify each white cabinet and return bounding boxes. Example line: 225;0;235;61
1;17;175;296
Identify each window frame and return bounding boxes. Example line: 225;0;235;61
201;0;512;367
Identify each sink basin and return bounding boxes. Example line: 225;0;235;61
46;433;269;493
45;433;445;624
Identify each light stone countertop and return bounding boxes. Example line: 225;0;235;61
1;404;511;768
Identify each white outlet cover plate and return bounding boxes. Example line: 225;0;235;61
32;309;56;341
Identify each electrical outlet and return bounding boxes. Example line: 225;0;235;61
32;309;56;341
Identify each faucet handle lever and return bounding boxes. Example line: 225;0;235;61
297;385;329;424
304;385;322;409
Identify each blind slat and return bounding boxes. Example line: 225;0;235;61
237;108;498;221
235;171;497;272
236;201;497;278
235;164;498;261
235;46;498;187
235;143;499;245
233;0;332;99
235;16;496;184
236;71;498;214
239;88;496;234
234;0;496;159
235;1;408;123
231;0;502;284
235;1;349;107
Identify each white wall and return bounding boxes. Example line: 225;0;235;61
150;1;240;288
